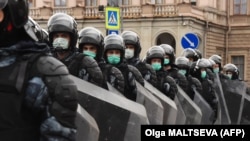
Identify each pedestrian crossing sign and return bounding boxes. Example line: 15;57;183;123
105;7;120;30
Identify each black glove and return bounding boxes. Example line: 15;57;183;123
40;116;76;141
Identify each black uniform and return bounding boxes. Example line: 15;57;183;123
190;59;218;123
0;1;78;140
103;34;138;101
121;31;157;86
159;44;188;94
145;46;178;100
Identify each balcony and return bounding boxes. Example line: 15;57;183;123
29;4;178;20
29;4;228;26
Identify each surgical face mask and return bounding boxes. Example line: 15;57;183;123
201;70;207;79
151;62;162;71
227;74;232;80
125;49;134;59
178;69;187;76
164;58;170;65
83;50;96;58
107;55;120;65
213;68;219;73
52;38;69;49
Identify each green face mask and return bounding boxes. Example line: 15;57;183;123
213;68;219;73
83;51;96;58
107;55;120;65
227;74;232;80
151;62;162;71
201;71;207;79
178;69;187;76
164;58;170;65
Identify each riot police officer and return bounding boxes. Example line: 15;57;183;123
189;58;218;123
47;13;103;87
223;63;241;80
103;34;138;101
145;46;178;100
175;56;202;100
160;44;188;94
78;27;125;93
0;0;78;140
121;30;157;86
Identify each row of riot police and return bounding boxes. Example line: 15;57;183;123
1;1;249;140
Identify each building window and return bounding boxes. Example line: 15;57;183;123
231;56;244;80
55;0;66;7
156;0;162;4
86;0;97;6
190;0;196;5
234;0;247;15
121;0;131;5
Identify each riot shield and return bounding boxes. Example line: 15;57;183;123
70;75;149;141
107;82;124;97
76;104;99;141
192;87;214;124
135;81;164;124
175;85;202;124
221;78;247;124
213;73;231;124
239;92;250;124
144;81;178;124
174;96;187;124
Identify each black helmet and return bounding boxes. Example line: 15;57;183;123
159;44;175;64
194;49;202;59
145;46;165;65
24;17;43;42
181;48;200;61
209;55;222;64
189;58;210;77
175;56;190;70
103;34;125;62
1;0;29;28
223;63;240;80
47;13;78;50
78;27;104;61
121;30;141;58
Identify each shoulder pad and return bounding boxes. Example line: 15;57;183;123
36;56;69;75
82;55;99;67
128;65;144;85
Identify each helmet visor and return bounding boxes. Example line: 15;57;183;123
0;0;7;9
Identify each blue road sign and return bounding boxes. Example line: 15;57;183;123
181;33;199;49
108;30;119;35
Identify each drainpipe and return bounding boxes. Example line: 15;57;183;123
204;20;208;58
225;0;231;64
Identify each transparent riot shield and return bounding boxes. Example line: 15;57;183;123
192;87;214;124
175;85;202;124
135;81;164;124
213;73;231;124
144;80;178;124
70;75;149;141
239;92;250;124
76;104;99;141
107;82;124;97
174;96;187;124
220;78;247;124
